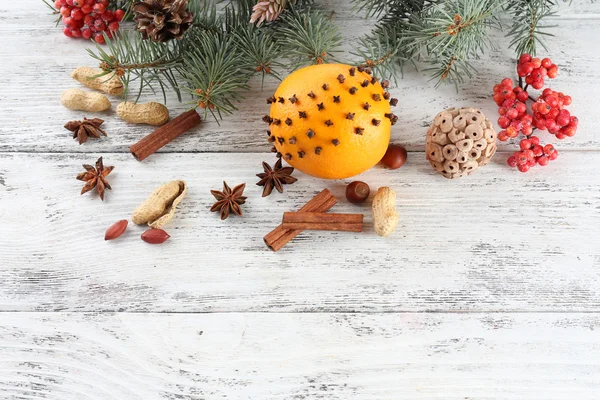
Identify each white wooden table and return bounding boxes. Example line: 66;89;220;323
1;1;600;398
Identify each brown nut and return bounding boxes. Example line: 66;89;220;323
105;220;128;241
381;144;407;169
372;187;398;237
71;67;124;95
61;88;111;112
117;102;170;126
132;180;187;229
346;181;370;204
141;229;170;244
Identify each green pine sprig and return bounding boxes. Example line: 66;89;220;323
277;6;343;69
181;31;253;121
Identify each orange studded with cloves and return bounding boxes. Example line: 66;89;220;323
263;64;398;179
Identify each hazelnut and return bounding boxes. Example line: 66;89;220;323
346;181;370;204
381;144;407;169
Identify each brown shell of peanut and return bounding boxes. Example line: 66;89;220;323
132;180;187;229
426;107;497;179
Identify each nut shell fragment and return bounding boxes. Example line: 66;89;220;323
132;180;187;229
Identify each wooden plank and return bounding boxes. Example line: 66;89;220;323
0;1;599;153
1;152;599;312
0;312;599;399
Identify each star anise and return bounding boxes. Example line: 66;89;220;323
256;158;298;197
210;181;247;220
65;118;107;145
76;157;114;201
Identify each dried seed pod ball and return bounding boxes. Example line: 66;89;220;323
426;107;497;179
265;64;396;179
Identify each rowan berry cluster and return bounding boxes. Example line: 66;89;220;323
55;0;125;44
493;54;578;172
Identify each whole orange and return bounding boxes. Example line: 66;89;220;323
264;64;397;179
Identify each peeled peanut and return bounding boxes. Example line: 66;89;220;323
132;180;187;229
61;88;111;112
71;67;124;95
117;102;170;126
372;187;399;237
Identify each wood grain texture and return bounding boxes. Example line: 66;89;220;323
0;0;599;154
1;152;598;312
2;1;600;398
1;312;599;400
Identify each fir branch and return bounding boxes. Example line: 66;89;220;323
277;6;343;69
351;24;404;81
398;0;501;86
87;30;186;102
351;0;393;18
190;0;222;32
180;32;253;121
504;0;564;56
234;26;284;81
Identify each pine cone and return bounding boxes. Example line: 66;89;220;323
250;0;296;26
426;107;498;179
133;0;194;43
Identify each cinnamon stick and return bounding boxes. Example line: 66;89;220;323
282;212;363;232
130;109;202;161
264;189;336;251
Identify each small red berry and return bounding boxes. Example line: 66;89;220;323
520;139;532;150
519;54;532;64
531;80;544;90
532;145;544;157
547;65;558;79
541;58;553;69
115;9;126;21
84;14;94;26
60;6;72;17
516;152;528;165
506;108;519;119
498;116;511;129
81;28;93;39
94;19;106;31
517;163;530;173
543;144;555;155
93;3;106;14
71;7;85;20
548;151;558;161
102;10;114;21
93;32;105;44
523;149;535;160
507;155;518;167
537;156;549;166
108;21;120;32
501;78;513;88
